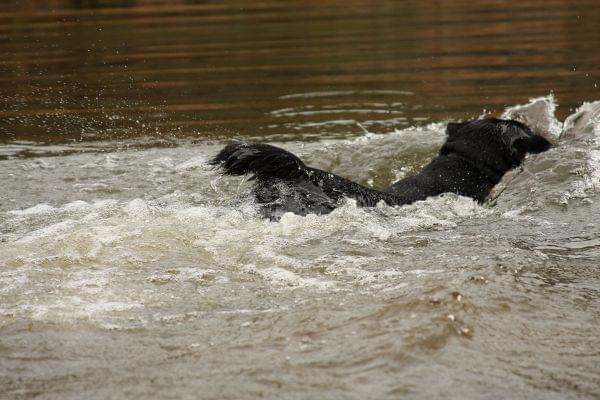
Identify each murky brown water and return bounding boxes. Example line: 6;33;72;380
2;0;600;146
1;2;600;400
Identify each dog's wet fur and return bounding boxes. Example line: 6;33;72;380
210;118;551;219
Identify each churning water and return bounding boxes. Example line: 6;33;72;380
1;96;600;399
2;1;600;399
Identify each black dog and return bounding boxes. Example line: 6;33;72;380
210;118;550;218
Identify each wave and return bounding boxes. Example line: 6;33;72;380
1;96;599;328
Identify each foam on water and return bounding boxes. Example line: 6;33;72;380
501;94;563;142
0;185;495;327
8;203;56;216
1;96;600;400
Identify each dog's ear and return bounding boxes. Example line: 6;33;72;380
513;134;551;155
446;121;469;136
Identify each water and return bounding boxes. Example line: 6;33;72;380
1;2;600;399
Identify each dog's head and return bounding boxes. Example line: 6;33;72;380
442;118;551;171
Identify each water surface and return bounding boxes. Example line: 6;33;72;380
2;0;600;147
1;1;600;399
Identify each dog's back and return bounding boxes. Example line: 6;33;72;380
211;118;550;219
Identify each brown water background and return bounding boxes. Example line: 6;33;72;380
1;0;600;145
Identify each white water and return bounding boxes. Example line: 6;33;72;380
1;96;600;399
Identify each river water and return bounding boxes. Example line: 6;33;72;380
1;1;600;399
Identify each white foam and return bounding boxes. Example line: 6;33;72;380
16;219;77;243
25;299;144;322
501;94;562;142
9;203;55;216
562;100;600;138
6;99;600;331
148;157;175;168
560;101;600;198
242;264;335;290
123;198;150;216
587;149;600;191
175;156;207;171
63;200;92;212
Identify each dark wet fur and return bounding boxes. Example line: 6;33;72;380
210;118;551;219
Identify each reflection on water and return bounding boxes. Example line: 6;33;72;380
1;0;600;144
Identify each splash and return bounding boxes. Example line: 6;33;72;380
501;94;562;142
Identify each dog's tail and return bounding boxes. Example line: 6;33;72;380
209;142;309;180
